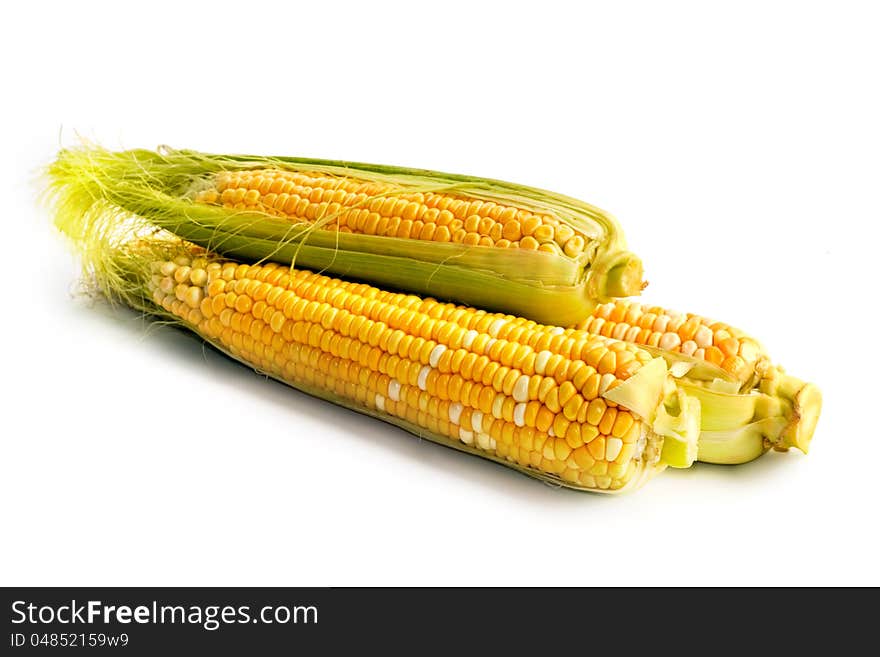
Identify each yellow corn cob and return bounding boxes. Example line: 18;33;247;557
46;145;645;326
574;300;822;462
165;257;671;492
195;168;587;256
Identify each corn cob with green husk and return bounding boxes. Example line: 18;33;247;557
46;145;645;327
575;301;821;463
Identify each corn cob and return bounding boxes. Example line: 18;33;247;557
64;231;698;493
575;300;821;462
47;145;645;326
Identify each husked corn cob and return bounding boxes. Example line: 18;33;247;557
575;300;821;462
156;253;677;491
47;145;645;326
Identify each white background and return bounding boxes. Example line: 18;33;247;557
3;0;878;586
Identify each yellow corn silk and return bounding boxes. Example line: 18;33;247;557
575;300;822;462
47;146;645;326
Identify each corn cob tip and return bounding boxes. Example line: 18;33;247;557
752;366;821;455
685;373;820;465
697;370;821;464
603;255;646;298
777;380;821;455
588;251;645;305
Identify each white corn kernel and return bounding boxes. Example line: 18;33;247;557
429;344;447;368
694;326;713;348
512;375;530;402
388;379;402;402
605;437;623;461
417;366;431;391
488;319;507;338
471;411;484;433
652;315;670;332
535;350;552;375
476;432;492;450
659;332;682;350
448;402;463;424
513;403;526;427
714;330;731;345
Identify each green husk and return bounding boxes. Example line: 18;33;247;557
623;344;820;462
45;144;644;326
678;381;818;463
602;357;701;468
